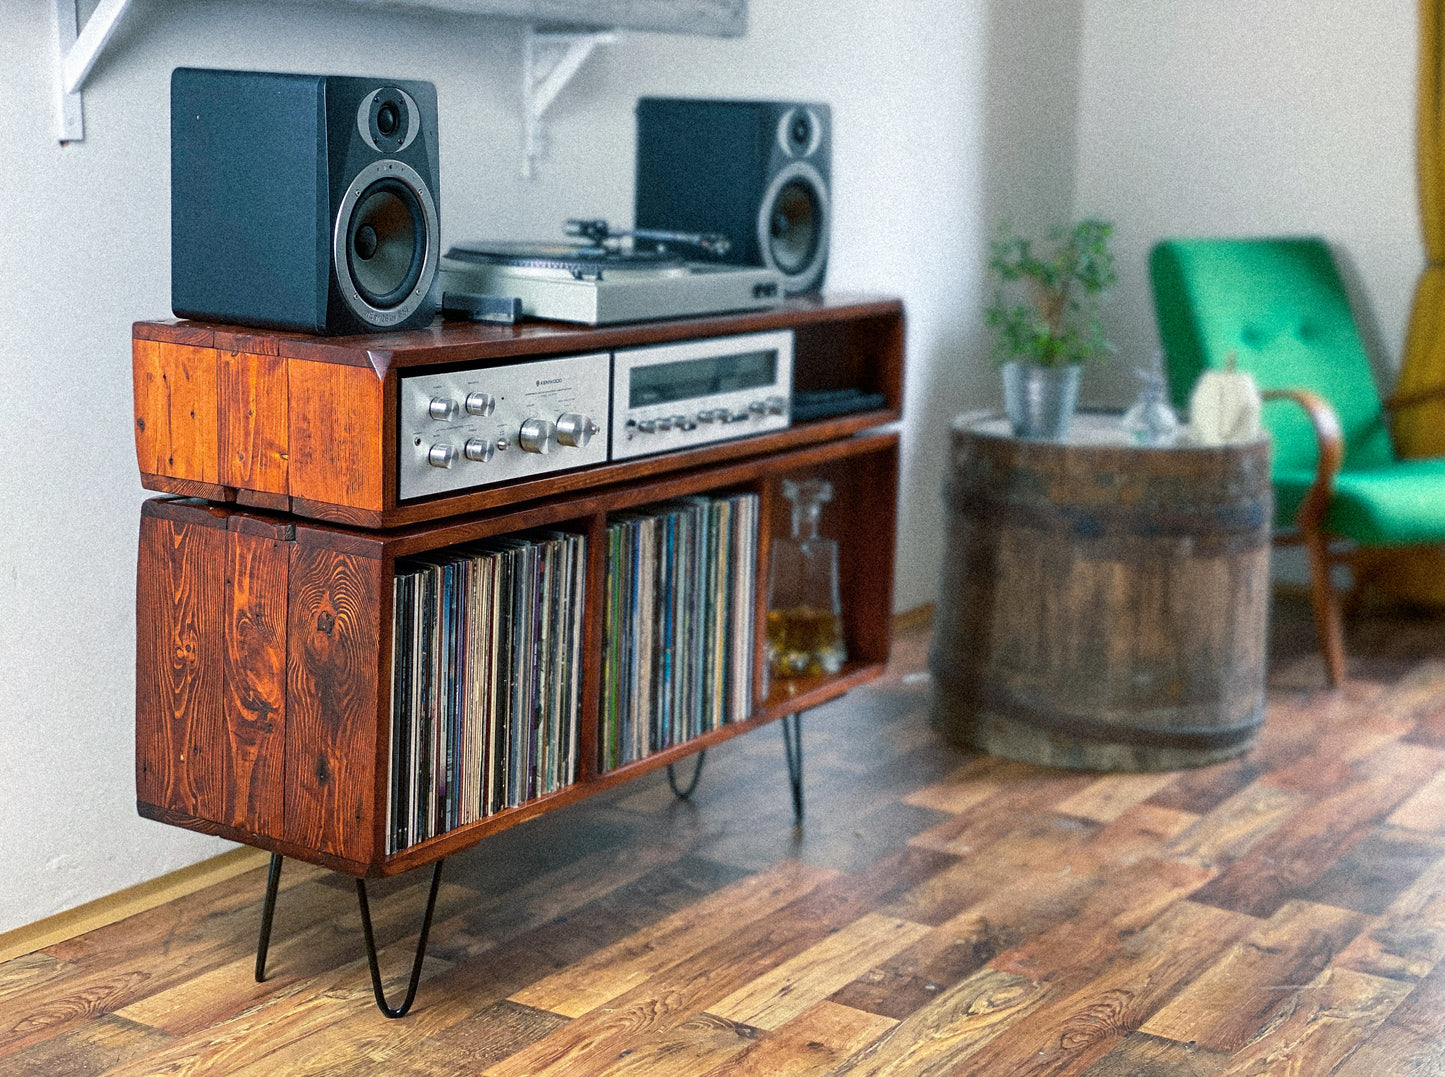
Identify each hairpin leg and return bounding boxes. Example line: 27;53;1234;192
254;853;284;982
781;711;805;824
666;749;707;799
355;859;444;1018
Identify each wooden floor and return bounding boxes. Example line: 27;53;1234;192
7;594;1445;1075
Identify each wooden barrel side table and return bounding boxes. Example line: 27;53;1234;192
929;412;1273;771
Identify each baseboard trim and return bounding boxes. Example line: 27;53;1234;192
0;846;272;965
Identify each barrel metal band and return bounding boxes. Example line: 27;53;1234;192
943;484;1270;558
934;671;1264;752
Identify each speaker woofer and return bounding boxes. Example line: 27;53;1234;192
758;160;829;293
333;158;439;328
348;179;425;307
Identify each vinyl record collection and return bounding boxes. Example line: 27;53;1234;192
600;492;759;770
387;530;587;854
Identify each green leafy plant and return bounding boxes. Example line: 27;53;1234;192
985;218;1117;369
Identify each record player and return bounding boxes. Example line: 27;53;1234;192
439;219;785;326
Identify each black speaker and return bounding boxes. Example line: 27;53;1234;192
634;97;831;295
171;68;441;335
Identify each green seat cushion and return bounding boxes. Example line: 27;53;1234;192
1275;457;1445;545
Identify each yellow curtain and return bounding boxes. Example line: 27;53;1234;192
1376;0;1445;601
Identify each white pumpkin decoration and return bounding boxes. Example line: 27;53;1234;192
1189;355;1262;445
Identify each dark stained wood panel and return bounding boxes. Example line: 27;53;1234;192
135;513;227;821
283;543;384;865
221;528;288;835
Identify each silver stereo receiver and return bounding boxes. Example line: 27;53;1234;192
610;330;793;461
399;351;610;500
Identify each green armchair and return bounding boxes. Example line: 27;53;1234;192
1151;237;1445;687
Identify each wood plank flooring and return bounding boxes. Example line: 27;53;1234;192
7;593;1445;1075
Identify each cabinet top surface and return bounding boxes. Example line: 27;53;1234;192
133;292;904;373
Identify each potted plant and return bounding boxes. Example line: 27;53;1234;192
985;218;1117;439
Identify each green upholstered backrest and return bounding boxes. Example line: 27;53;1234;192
1150;238;1394;474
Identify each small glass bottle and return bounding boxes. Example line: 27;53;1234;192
767;478;846;679
1121;352;1180;446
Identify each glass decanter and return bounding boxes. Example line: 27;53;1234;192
767;478;846;679
1120;352;1180;446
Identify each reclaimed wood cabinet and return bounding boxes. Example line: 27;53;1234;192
134;296;904;879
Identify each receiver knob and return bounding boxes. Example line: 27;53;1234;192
465;392;496;417
463;437;495;463
518;418;558;454
556;413;599;448
427;443;457;468
428;397;459;421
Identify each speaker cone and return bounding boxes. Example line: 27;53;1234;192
758;160;829;293
347;178;425;308
769;179;821;276
333;158;440;328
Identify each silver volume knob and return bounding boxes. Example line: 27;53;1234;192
465;392;496;416
518;418;558;454
427;443;457;468
428;397;459;421
556;412;598;448
463;437;495;463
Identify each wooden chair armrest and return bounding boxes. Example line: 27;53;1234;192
1384;380;1445;412
1261;387;1343;532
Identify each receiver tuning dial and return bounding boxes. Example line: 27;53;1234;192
518;418;558;454
556;412;599;448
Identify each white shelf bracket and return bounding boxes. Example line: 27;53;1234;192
51;0;134;143
521;24;616;179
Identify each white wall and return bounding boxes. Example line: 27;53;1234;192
1073;1;1421;406
3;0;1082;932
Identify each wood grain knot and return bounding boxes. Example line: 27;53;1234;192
316;612;335;636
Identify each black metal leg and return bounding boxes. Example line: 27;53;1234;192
254;853;284;983
355;859;444;1019
666;749;707;799
781;711;805;824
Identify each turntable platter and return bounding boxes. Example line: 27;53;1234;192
446;240;687;273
